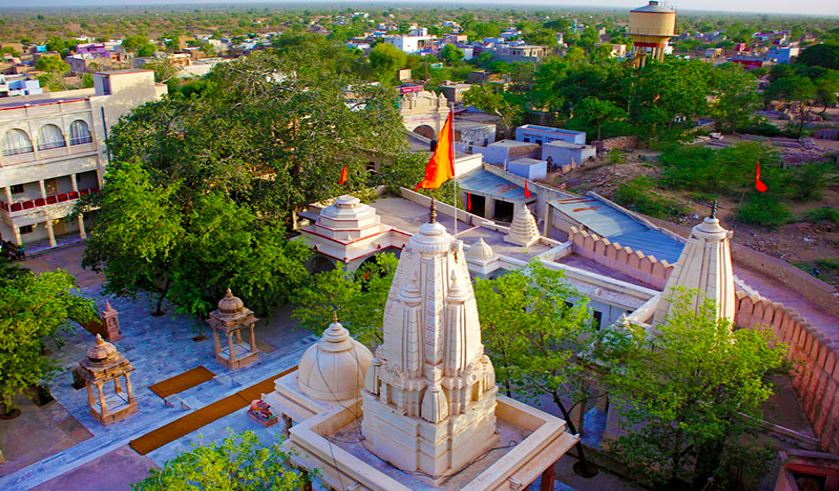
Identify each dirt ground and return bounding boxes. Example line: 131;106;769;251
550;139;839;288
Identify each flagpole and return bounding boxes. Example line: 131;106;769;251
451;102;457;237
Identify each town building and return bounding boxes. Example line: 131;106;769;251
766;46;800;64
0;76;42;97
383;33;435;54
493;45;548;63
0;69;166;248
515;125;587;145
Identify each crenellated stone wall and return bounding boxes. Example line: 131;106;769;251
734;291;839;454
568;226;673;289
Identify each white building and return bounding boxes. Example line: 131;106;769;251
383;34;435;54
0;70;166;248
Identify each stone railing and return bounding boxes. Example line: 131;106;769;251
735;291;839;454
568;226;673;289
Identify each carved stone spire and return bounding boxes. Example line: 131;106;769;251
653;211;736;325
504;205;541;247
361;207;498;484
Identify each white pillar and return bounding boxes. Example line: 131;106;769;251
13;226;22;246
70;173;79;192
78;214;87;239
39;180;47;199
4;186;12;206
46;220;56;247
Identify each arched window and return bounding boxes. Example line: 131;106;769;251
38;124;66;151
1;129;34;156
69;120;92;146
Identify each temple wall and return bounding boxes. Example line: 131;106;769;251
568;226;673;289
735;291;839;455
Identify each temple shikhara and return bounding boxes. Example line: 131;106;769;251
264;201;579;491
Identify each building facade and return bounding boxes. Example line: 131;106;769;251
0;69;166;247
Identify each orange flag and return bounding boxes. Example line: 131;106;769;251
466;192;472;211
524;180;531;199
416;112;454;191
755;161;767;192
339;164;348;185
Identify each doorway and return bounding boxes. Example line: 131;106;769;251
468;194;486;217
52;218;66;236
493;200;514;223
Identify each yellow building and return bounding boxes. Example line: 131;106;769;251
628;0;676;67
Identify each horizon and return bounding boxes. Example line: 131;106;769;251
0;0;835;18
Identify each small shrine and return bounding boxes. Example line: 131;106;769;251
77;334;137;425
100;301;121;341
465;237;498;276
206;289;259;370
299;195;407;273
505;205;541;247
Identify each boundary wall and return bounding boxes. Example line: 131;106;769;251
568;226;673;289
735;291;839;454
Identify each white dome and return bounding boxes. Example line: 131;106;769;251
298;317;373;402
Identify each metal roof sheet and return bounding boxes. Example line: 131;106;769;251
550;196;683;263
457;169;527;201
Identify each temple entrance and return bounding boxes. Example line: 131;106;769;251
468;194;486;217
494;200;514;223
413;125;436;140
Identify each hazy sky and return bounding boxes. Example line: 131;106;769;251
0;0;834;17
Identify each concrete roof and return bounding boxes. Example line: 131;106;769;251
510;158;546;167
489;139;535;148
456;169;527;201
550;196;683;263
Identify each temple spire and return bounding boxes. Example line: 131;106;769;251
429;197;437;223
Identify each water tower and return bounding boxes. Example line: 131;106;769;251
628;0;676;67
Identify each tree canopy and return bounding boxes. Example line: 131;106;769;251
602;289;787;490
0;263;96;410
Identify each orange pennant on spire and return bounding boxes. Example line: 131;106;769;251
339;164;348;185
416;111;454;191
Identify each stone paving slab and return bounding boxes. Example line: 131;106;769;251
28;445;157;491
0;285;314;491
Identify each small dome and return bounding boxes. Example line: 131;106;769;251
298;316;373;402
218;288;244;314
87;334;117;364
466;237;494;260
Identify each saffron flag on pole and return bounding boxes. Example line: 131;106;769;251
466;192;472;211
415;111;455;191
339;165;348;185
755;161;767;192
524;180;531;199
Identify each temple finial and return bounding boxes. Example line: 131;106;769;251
710;200;717;219
333;311;338;323
429;198;437;224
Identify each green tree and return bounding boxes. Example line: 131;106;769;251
474;261;596;471
143;58;179;83
814;74;839;116
137;44;156;57
571;96;625;141
765;74;816;138
122;35;150;53
132;431;306;491
797;43;839;70
292;253;398;347
462;84;523;137
35;55;69;74
603;289;787;490
369;42;406;85
0;266;96;413
439;43;464;66
45;36;64;53
711;64;760;133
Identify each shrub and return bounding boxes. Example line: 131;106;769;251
788;163;836;201
806;208;839;223
737;193;790;227
613;177;690;220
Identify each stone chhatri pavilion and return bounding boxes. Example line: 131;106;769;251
264;200;578;491
206;289;259;370
77;334;137;426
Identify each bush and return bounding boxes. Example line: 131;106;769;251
788;163;836;201
613;177;690;220
737;193;790;227
739;122;803;139
806;208;839;223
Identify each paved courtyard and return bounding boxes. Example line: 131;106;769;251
0;243;317;491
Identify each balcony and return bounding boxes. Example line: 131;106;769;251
1;186;99;216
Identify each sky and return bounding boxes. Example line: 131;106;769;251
0;0;834;17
